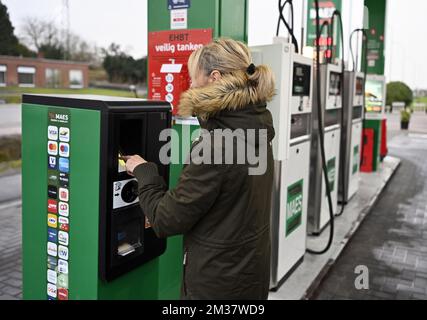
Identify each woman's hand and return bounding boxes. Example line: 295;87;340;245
121;155;147;176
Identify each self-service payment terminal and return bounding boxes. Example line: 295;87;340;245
22;95;171;300
308;63;343;235
339;72;364;204
103;106;171;281
251;39;313;290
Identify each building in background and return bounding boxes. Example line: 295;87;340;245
0;55;89;88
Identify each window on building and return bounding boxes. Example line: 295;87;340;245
46;68;61;88
0;65;6;87
18;66;36;87
69;70;83;89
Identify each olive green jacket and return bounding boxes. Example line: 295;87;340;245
134;99;275;300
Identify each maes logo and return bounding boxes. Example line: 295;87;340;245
286;181;303;237
57;114;68;121
287;194;303;216
49;112;69;122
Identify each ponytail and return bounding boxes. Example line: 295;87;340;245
246;64;276;104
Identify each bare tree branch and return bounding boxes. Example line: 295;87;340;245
19;16;100;63
21;17;46;50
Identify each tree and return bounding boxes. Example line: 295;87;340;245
0;0;18;53
39;43;65;60
132;58;147;84
67;33;100;64
20;16;99;62
386;81;414;107
21;17;43;51
0;1;34;56
21;17;64;59
102;43;147;84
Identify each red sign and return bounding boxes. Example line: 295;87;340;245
60;223;69;232
361;129;374;173
148;29;212;116
48;199;57;213
58;288;69;300
380;119;388;158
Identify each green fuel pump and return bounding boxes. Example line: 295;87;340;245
147;0;249;299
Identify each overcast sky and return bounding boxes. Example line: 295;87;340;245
3;0;427;89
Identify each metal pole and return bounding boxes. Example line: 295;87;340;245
355;31;360;72
301;0;306;53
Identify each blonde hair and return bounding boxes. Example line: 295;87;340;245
187;38;275;108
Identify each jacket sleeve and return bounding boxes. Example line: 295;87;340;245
133;159;226;238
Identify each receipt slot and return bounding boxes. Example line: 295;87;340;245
22;95;171;300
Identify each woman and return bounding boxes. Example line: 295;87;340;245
124;38;276;300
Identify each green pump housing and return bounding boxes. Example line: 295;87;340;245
148;0;249;299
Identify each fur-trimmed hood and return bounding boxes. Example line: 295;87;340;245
178;75;275;144
178;74;274;121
